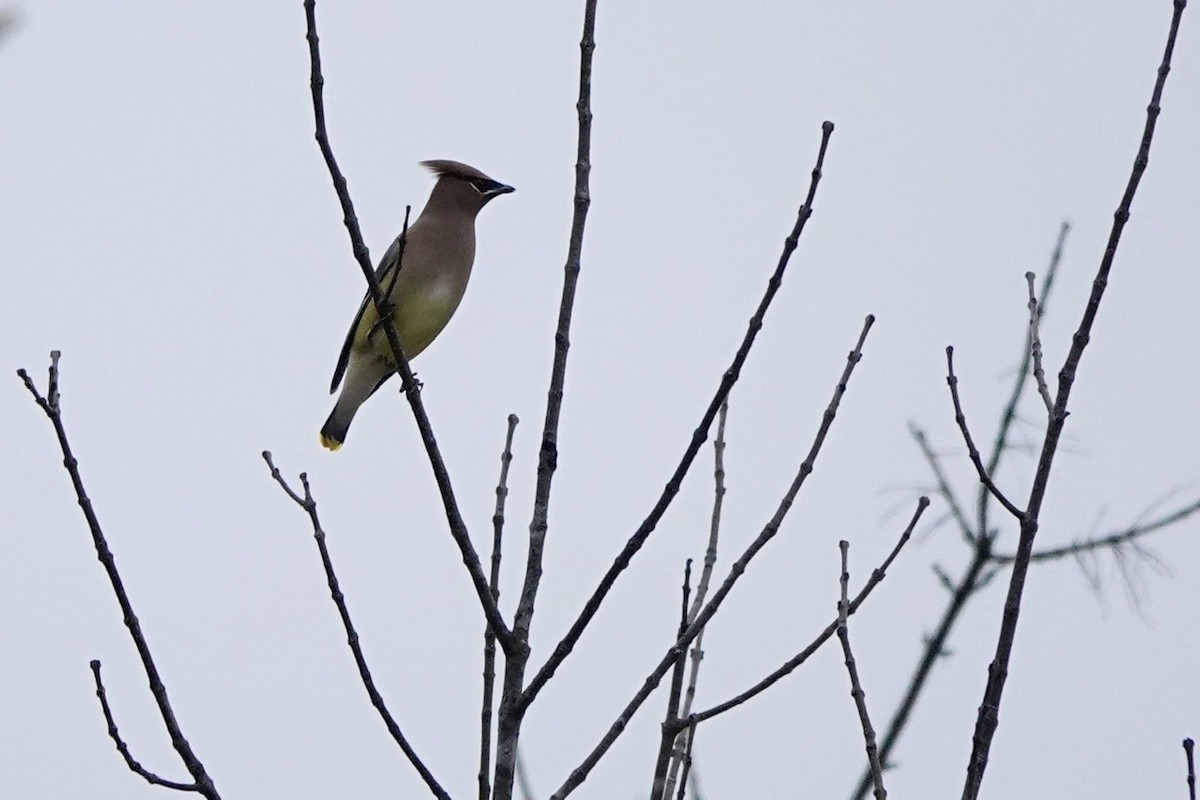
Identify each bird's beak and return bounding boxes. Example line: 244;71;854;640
485;183;515;198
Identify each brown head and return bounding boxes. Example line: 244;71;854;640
420;159;514;216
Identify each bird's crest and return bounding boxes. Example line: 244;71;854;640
421;159;495;183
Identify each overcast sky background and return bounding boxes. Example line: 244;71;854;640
2;2;1198;798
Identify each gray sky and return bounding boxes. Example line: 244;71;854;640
3;2;1198;798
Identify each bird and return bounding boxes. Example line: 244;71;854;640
319;159;514;451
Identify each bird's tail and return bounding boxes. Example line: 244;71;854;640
319;409;349;451
320;363;389;451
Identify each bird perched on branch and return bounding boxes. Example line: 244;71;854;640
320;160;514;451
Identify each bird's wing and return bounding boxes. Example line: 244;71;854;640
328;234;404;393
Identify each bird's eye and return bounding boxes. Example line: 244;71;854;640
473;179;501;194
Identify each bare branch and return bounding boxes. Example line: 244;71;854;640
650;562;695;800
665;400;730;796
978;221;1069;538
494;2;599;794
301;0;511;650
18;353;220;799
90;661;197;793
514;0;599;645
990;494;1200;564
945;346;1025;520
674;720;698;800
521;121;838;715
1184;737;1196;800
962;5;1189;795
836;542;887;799
1025;272;1054;414
481;415;520;800
262;452;450;800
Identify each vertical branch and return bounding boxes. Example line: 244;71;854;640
674;721;698;800
491;5;600;796
1024;272;1054;414
18;354;220;799
836;542;886;800
1184;737;1196;800
515;0;599;645
977;221;1069;540
665;399;729;796
481;415;520;800
301;0;511;648
650;562;694;800
492;3;599;799
961;4;1188;796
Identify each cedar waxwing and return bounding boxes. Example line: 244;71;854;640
319;160;514;451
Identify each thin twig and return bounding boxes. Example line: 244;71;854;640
665;401;729;796
674;720;698;800
1184;737;1196;800
689;399;730;624
18;353;220;799
945;346;1024;519
550;316;875;798
1025;272;1054;413
263;452;450;800
301;0;510;650
692;496;926;725
649;562;694;800
962;5;1189;796
990;494;1200;563
836;542;886;800
481;414;520;800
521;121;837;715
493;2;600;794
848;538;992;800
513;0;598;647
90;660;197;792
977;222;1068;541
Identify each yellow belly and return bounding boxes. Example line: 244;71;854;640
354;286;459;362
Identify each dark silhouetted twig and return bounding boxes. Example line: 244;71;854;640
481;414;519;800
493;2;600;794
674;720;697;800
18;353;220;799
961;5;1189;796
649;562;695;800
990;495;1200;564
90;660;196;792
1184;737;1196;800
945;346;1024;520
836;541;886;800
262;452;449;800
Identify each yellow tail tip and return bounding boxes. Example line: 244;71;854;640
320;433;343;451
